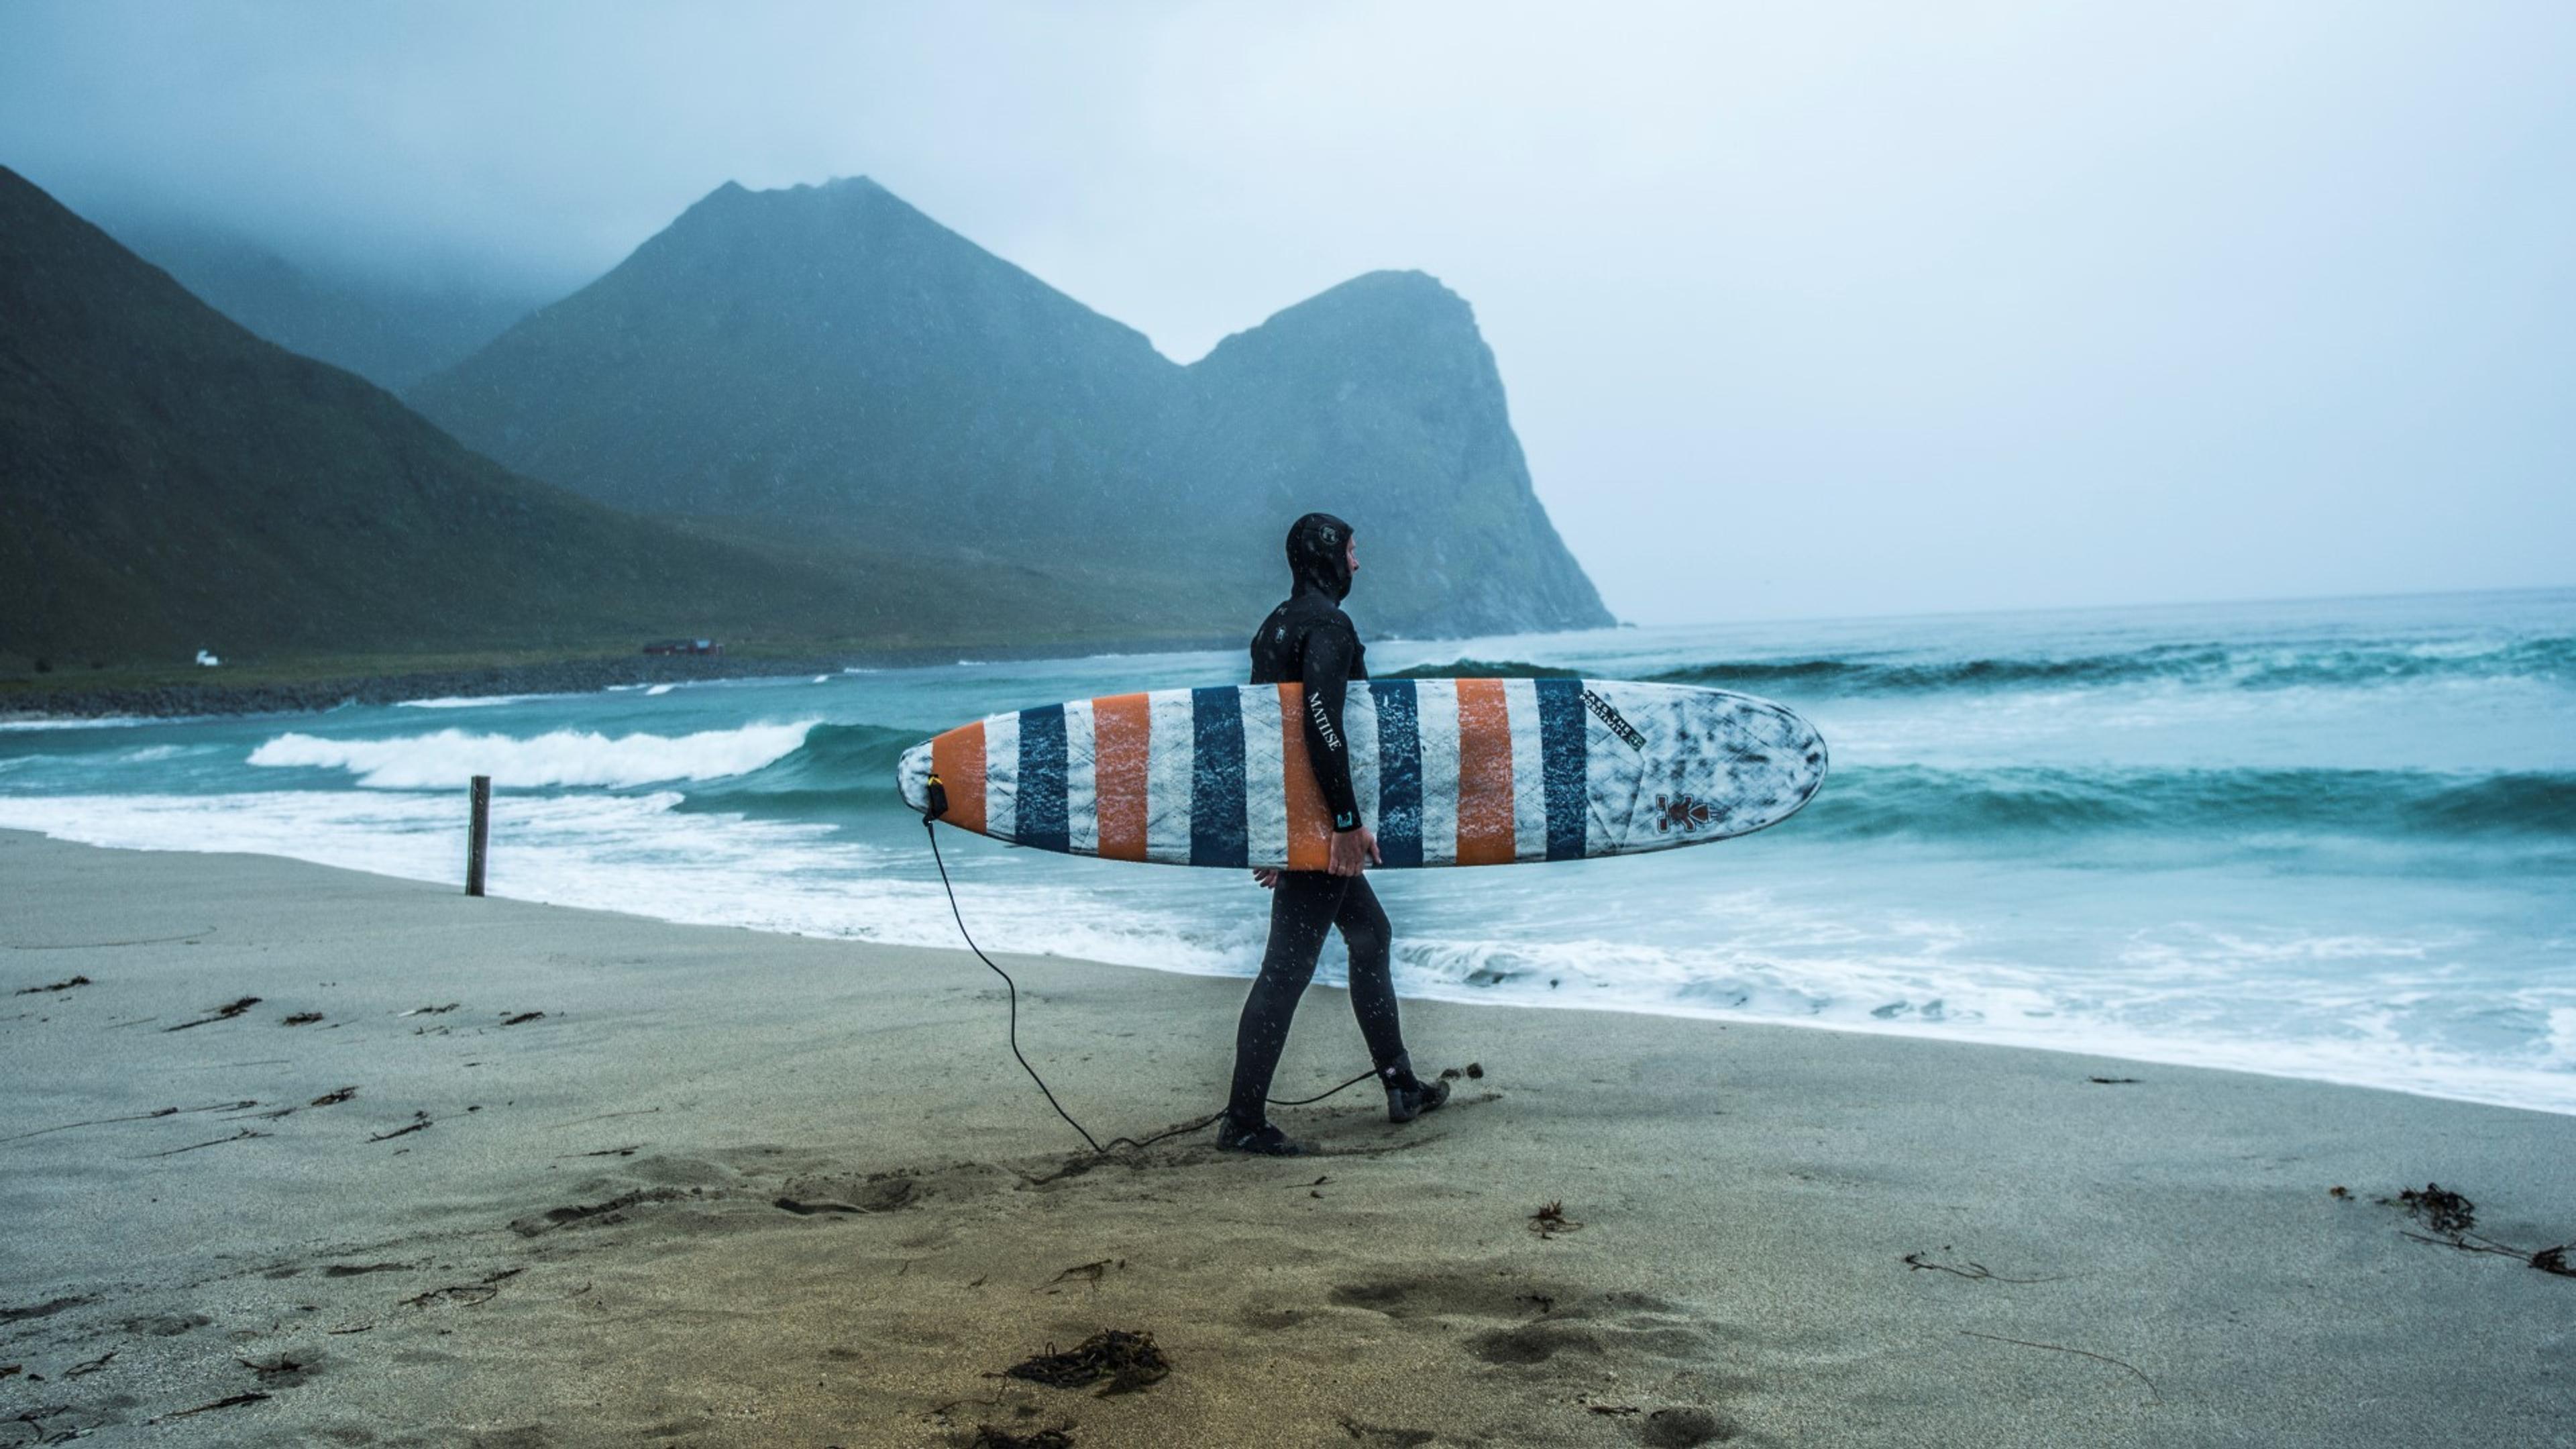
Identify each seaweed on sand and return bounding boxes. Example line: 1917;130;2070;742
1002;1329;1169;1396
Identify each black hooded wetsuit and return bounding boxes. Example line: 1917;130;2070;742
1226;513;1411;1128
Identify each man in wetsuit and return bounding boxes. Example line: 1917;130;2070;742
1216;513;1452;1156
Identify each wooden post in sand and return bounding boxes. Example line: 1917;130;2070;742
467;775;490;897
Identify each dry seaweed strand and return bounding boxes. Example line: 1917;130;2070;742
369;1112;433;1142
162;996;260;1032
11;928;212;951
149;1391;270;1422
2379;1182;2574;1280
1902;1250;2066;1284
1958;1329;2159;1402
2;1099;256;1145
971;1427;1075;1449
1529;1201;1577;1236
2384;1183;2476;1234
1000;1329;1169;1397
131;1127;269;1159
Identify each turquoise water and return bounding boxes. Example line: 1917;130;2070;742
5;588;2571;1113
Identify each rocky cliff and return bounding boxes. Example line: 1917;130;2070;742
412;178;1613;638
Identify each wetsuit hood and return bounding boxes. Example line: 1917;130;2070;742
1285;512;1355;602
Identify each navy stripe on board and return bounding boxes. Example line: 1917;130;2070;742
1015;704;1070;853
1189;687;1248;867
1534;678;1589;860
1368;680;1424;867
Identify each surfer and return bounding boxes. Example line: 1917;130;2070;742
1217;513;1451;1156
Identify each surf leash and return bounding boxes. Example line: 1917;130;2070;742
920;777;1373;1155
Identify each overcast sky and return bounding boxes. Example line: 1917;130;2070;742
5;1;2571;625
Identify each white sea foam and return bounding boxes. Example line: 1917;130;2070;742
2544;1009;2576;1070
246;720;818;790
0;716;157;732
1;787;2570;1116
645;684;676;696
396;694;549;710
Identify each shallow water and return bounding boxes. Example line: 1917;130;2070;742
5;588;2570;1114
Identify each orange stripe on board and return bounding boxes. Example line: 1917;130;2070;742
1454;678;1516;866
1278;683;1333;872
930;720;987;837
1093;693;1152;861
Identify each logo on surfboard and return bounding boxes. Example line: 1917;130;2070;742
1654;793;1713;834
1581;688;1648;753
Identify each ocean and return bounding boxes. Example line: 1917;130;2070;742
5;588;2571;1115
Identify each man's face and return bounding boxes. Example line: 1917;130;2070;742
1346;535;1359;578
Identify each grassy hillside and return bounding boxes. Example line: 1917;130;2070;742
0;166;1028;673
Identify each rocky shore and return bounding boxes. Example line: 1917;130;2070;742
0;633;1250;722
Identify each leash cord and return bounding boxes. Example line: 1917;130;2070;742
922;815;1374;1155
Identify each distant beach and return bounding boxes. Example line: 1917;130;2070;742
0;633;1246;724
2;830;2569;1446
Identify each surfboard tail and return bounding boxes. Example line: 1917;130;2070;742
896;740;936;816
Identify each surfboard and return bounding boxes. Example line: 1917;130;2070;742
897;679;1826;869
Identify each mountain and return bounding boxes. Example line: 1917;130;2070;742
411;178;1613;637
1183;270;1611;635
0;166;978;665
92;213;552;394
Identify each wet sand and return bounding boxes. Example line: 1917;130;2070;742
1;827;2570;1447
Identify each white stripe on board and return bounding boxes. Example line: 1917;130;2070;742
1063;698;1099;857
1412;679;1460;867
1143;688;1196;865
1581;678;1646;855
1241;684;1288;870
982;709;1021;844
1343;683;1380;834
1502;678;1548;861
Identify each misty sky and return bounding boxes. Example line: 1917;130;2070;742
5;1;2571;625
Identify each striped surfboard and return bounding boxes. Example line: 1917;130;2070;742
897;680;1826;869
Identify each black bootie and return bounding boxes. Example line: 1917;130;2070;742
1379;1054;1451;1124
1214;1112;1306;1156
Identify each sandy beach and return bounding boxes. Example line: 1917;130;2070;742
1;826;2569;1448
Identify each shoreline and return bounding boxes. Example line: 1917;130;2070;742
3;814;2566;1121
0;631;1254;723
3;829;2571;1446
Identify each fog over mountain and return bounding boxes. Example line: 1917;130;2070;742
3;3;2569;621
1;165;1603;669
91;211;552;392
0;168;1140;664
411;178;1611;639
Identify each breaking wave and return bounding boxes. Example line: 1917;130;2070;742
674;722;924;818
248;720;820;790
1650;637;2575;695
1796;765;2576;843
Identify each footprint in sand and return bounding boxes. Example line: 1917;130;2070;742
1637;1405;1741;1447
1328;1268;1750;1441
